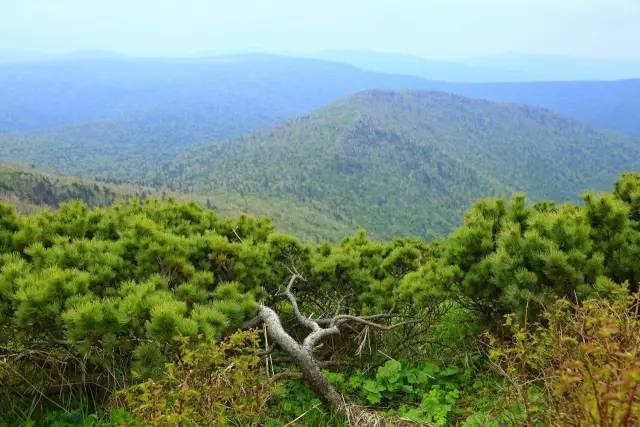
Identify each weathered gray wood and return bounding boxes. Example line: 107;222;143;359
257;304;344;410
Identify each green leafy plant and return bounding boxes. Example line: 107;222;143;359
336;360;467;425
402;386;461;426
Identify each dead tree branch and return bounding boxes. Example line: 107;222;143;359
249;273;408;412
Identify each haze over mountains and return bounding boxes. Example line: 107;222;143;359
432;79;640;138
0;53;638;142
0;54;434;180
314;51;640;82
0;54;433;134
1;52;639;240
5;49;640;81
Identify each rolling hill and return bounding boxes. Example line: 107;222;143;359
0;54;439;181
163;90;640;239
1;55;639;240
1;54;640;185
311;52;640;137
0;53;438;136
0;162;156;213
0;163;355;241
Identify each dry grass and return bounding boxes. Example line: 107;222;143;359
345;404;421;427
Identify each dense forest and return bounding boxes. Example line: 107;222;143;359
166;90;640;239
0;163;156;213
0;163;355;242
3;82;639;242
2;173;639;425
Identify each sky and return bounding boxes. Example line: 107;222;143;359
2;0;640;60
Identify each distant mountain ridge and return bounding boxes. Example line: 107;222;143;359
164;90;640;239
0;53;638;173
0;54;434;135
313;51;640;82
0;54;438;182
433;79;640;137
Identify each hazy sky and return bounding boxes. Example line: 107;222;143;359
2;0;640;59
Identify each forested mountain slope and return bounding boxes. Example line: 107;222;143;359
0;163;155;213
0;163;354;241
166;90;640;239
0;55;437;181
1;56;639;184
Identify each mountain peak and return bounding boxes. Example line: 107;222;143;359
167;90;640;239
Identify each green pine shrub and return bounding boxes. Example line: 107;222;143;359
397;173;640;330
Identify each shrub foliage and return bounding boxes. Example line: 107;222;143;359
1;173;639;425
